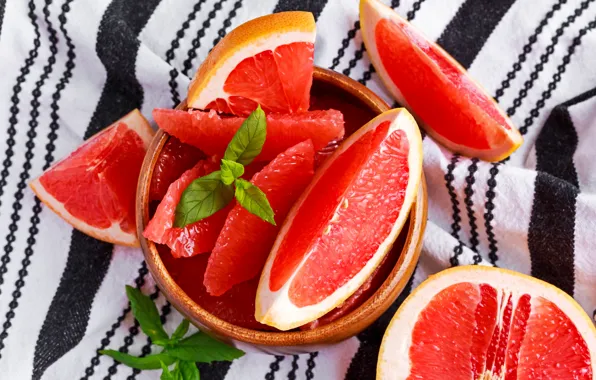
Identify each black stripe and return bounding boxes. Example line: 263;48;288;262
287;355;299;380
529;101;580;295
463;158;481;262
0;0;60;360
305;352;318;380
264;355;285;380
212;0;243;47
444;154;465;267
180;0;227;78
329;21;360;71
273;0;328;19
0;0;41;216
0;0;5;40
507;0;594;118
484;163;501;266
494;0;566;102
436;0;517;69
166;0;209;106
345;272;416;379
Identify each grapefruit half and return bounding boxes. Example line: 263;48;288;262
30;109;153;247
360;0;522;162
378;266;596;379
256;108;423;330
186;12;316;115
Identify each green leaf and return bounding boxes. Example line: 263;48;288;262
171;319;190;342
178;360;200;380
166;331;245;363
234;179;276;226
153;339;171;347
100;350;175;370
223;105;267;165
160;360;176;380
125;285;169;342
174;171;234;227
220;159;245;186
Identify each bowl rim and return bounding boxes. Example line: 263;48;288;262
136;66;427;347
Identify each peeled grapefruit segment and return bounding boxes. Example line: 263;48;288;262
143;157;229;258
187;12;316;115
360;0;522;161
256;108;423;330
203;140;315;296
30;109;153;247
153;108;344;161
377;266;596;380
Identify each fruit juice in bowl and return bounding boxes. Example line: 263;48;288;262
137;12;427;353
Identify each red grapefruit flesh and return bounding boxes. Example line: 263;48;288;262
203;140;315;296
30;109;154;247
360;0;522;161
149;136;204;201
256;108;423;330
153;108;344;161
187;12;316;115
377;266;596;379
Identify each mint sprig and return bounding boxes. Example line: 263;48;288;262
101;287;244;379
174;105;276;227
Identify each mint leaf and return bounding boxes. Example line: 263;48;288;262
166;332;244;363
125;286;169;342
175;171;234;227
178;360;200;380
100;350;174;370
220;159;245;186
223;105;266;165
160;360;176;380
171;319;190;342
234;179;276;225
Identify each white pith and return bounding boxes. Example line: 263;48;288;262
377;266;596;380
189;31;316;110
359;0;522;160
28;109;153;247
255;109;423;331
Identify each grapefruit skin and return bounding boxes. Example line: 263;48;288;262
360;0;522;161
203;140;315;296
153;108;344;161
30;109;153;247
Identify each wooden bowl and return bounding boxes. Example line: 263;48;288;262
136;67;427;354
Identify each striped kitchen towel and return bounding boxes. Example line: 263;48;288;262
0;0;595;379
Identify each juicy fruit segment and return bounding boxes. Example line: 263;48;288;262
153;108;344;161
204;140;315;296
377;266;596;380
30;109;153;247
150;136;204;201
206;42;314;115
256;109;423;330
143;157;227;258
360;0;522;161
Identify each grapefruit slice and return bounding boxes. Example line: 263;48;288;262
360;0;522;162
153;108;344;161
377;266;596;379
30;109;153;247
187;12;316;115
203;140;315;297
256;108;423;330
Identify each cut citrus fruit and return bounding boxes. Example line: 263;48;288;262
256;108;423;330
204;140;315;296
153;108;344;161
187;12;316;116
30;109;153;247
377;266;596;379
143;157;229;258
360;0;522;162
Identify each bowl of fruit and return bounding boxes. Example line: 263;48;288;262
137;12;426;353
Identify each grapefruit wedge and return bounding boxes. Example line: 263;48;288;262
153;108;344;161
378;266;596;379
30;109;153;247
256;108;423;330
187;12;316;115
360;0;522;161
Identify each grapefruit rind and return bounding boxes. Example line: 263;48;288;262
359;0;522;162
187;12;316;110
255;108;423;330
377;265;596;379
29;109;154;247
